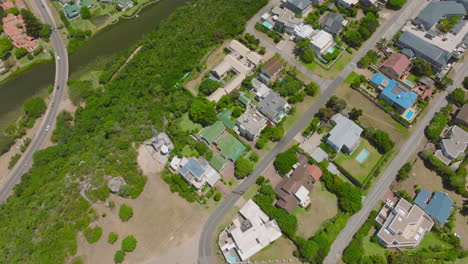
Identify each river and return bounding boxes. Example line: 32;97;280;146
0;0;186;129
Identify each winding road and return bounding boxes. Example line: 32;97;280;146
0;0;68;202
198;0;428;263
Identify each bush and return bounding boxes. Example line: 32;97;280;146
260;125;284;142
363;127;394;154
0;135;14;155
8;153;21;169
425;107;451;142
80;7;91;19
358;50;379;68
114;250;125;263
122;235;137;252
213;192;222;201
119;204;134;222
199;78;222;96
232;107;244;118
24;97;46;118
107;232;118;244
397;162;412;182
387;0;407;9
235;158;254;178
14;48;28;59
273;146;298;175
255;138;267;149
304;82;319;96
83;226;103;244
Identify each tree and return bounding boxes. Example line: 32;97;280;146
364;128;394;154
304;82;319;96
295;37;311;56
14;47;28;59
0;135;14;155
326;96;347;113
235;158;253;178
107;232;118;244
114;250;125;263
122;235;137;252
80;7;91;20
397;162;412;182
83;226;103;243
20;9;44;38
273;147;298;175
349;108;362;121
119;204;133;222
213;192;222;201
7;7;20;16
189;98;217;126
463;77;468;90
24;97;46;118
199;78;221;96
450;88;465;106
39;24;53;39
232;107;244;118
318;107;334;121
387;0;406;9
358;50;379;68
0;35;13;60
411;58;432;76
301;49;315;63
343;30;363;48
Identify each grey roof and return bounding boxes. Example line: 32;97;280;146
327;113;363;153
286;0;311;11
449;19;466;35
311;147;329;163
321;13;345;36
419;76;435;87
414;1;466;30
179;158;206;179
415;189;454;224
397;32;452;68
256;92;288;121
401;48;415;58
441;125;468;159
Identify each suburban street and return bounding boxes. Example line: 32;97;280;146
0;0;68;202
324;56;468;264
198;0;427;263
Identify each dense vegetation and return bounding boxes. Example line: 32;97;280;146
363;127;395;154
342;11;380;48
358;50;379;68
273;145;299;175
20;9;52;40
449;88;466;106
0;0;267;262
321;170;363;214
425;106;452;142
83;226;103;244
118;204;134;222
396;162;412;182
199;78;222;96
411;58;433;77
0;35;13;59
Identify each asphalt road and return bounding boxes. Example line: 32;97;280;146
324;58;468;264
0;0;68;202
197;1;426;263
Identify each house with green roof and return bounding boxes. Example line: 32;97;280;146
215;133;246;161
217;110;235;129
64;4;81;20
80;0;95;8
198;121;225;145
116;0;133;10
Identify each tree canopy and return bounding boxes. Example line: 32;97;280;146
24;97;46;118
273;146;298;175
411;58;432;76
189;98;217;126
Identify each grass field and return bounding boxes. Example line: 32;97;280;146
294;182;338;238
250;236;297;261
334;140;382;185
216;133;245;161
344;71;360;85
361;227;386;258
178;113;202;132
302;51;353;79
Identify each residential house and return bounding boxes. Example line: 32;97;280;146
326;113;363;154
218;200;282;262
336;0;359;8
149;132;174;155
397;32;452;72
175;157;221;190
293;23;315;40
454;104;468;127
380;53;411;79
375;198;434;248
413;76;435;100
275;161;322;213
321;13;348;37
436;125;468;164
259;57;283;84
360;0;387;8
2;13;38;52
273;7;302;35
251;78;271;100
414;189;454;225
64;4;81;20
256;91;290;123
236;106;268;141
413;1;466;31
283;0;312;15
1;1;14;9
310;30;335;55
374;75;418;114
116;0;133;11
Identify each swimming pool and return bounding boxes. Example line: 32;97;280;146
405;111;414;119
327;47;335;54
356;149;370;164
262;21;273;30
224;251;240;263
404;80;415;88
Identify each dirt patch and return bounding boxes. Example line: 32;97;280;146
76;145;209;263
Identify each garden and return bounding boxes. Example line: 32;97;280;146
334;140;383;186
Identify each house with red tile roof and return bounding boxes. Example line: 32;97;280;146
380;53;411;79
2;13;38;52
1;1;14;10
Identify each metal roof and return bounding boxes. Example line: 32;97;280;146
414;1;466;30
397;32;452;68
415;189;454;224
380;80;418;110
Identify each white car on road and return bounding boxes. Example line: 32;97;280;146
45;125;50;131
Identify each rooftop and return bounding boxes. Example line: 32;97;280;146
381;53;411;76
310;30;334;50
286;0;312;11
198;121;225;145
257;91;288;122
415;189;454;224
397;32;452;68
455;104;468;124
414;1;466;30
237;107;268;138
261;57;283;77
327;113;363;153
441;125;468;159
380;79;418;110
321;12;347;36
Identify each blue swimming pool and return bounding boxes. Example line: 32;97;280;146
404;80;415;88
356;149;370;164
405;111;414;119
262;21;273;30
327;47;335;54
224;251;240;263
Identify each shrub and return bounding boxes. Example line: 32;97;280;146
396;162;412;182
83;226;103;244
122;235;137;252
273;147;298;175
14;47;28;59
235;158;254;178
425;107;451;142
107;232;118;244
363;127;394;154
114;250;125;263
119;204;134;222
213;192;222;201
0;135;14;155
199;78;221;96
24;97;46;118
8;153;21;169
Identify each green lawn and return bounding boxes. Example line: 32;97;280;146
407;74;420;83
344;71;360;85
362;227;386;258
178;113;202;132
419;232;450;249
250;236;296;261
181;145;198;157
334;139;382;185
301;51;353;79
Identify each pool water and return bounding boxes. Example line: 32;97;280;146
262;21;273;30
224;251;240;263
405;111;414;119
404;80;415;88
327;47;335;54
356;149;370;164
